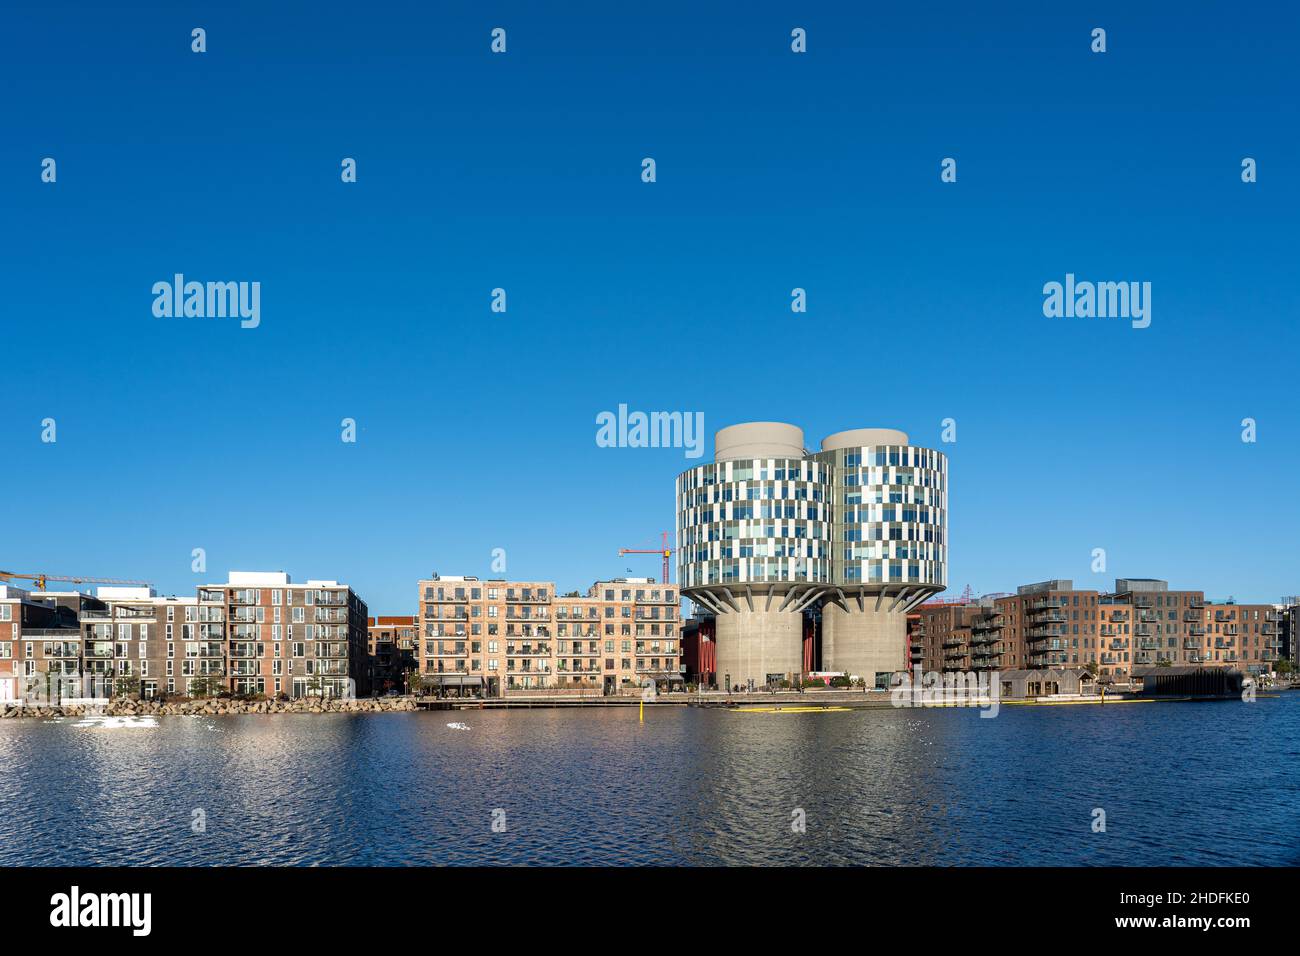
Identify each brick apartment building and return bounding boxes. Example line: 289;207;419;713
0;586;101;702
416;575;682;696
908;578;1284;680
0;571;369;701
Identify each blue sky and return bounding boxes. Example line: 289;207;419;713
2;2;1296;611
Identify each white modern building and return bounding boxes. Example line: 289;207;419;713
676;422;947;689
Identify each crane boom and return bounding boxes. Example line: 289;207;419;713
617;531;674;584
0;570;153;592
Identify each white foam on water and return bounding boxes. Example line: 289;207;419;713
71;715;159;729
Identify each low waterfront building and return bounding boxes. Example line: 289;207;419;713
416;574;682;696
1132;665;1246;697
997;668;1089;699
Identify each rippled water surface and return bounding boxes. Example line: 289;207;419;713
1;696;1296;865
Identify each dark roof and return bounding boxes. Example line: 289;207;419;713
1131;665;1241;677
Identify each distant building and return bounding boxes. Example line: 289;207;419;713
2;571;370;701
368;615;417;691
913;579;1281;679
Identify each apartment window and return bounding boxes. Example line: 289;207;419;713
272;590;282;606
292;607;305;623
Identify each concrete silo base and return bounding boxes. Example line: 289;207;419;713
821;604;907;687
714;609;803;690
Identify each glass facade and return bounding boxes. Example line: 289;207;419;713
677;445;946;591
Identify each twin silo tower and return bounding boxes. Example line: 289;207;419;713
676;422;947;689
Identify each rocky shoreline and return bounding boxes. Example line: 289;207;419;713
0;696;420;719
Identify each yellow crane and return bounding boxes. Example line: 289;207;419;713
0;570;152;591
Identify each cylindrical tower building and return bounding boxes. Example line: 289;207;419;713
676;422;947;690
813;429;947;685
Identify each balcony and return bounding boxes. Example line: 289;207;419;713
506;591;550;604
1029;598;1067;611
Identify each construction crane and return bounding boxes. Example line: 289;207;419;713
618;531;674;585
0;570;153;592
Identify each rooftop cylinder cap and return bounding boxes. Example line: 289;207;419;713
714;422;806;461
820;428;910;450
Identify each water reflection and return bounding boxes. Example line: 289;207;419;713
0;698;1294;866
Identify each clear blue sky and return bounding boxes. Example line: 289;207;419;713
2;2;1296;611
